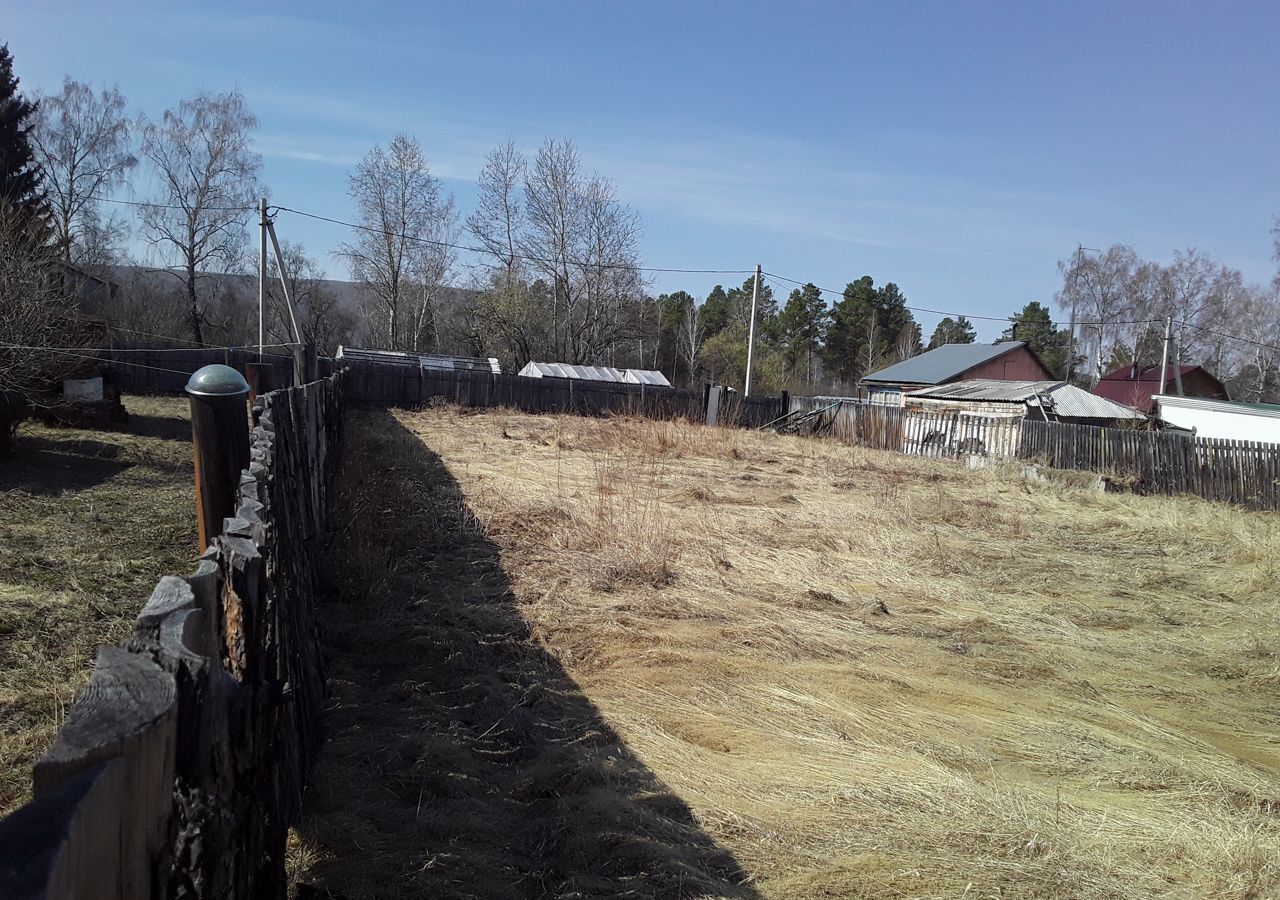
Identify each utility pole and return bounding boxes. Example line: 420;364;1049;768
265;216;308;384
1173;330;1185;396
1064;305;1076;383
1158;315;1172;402
258;198;267;359
744;264;761;397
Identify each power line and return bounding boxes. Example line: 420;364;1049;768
91;195;257;213
0;345;197;376
763;271;1160;329
0;342;295;354
270;205;755;276
92;196;1280;354
1185;321;1280;353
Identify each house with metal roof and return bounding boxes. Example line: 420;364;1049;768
1093;364;1228;413
860;341;1052;405
517;361;672;387
1153;395;1280;443
907;379;1145;425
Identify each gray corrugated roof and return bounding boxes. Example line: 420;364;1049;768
336;346;501;373
519;361;672;385
623;369;672;387
861;342;1029;385
908;379;1143;420
1040;384;1144;420
519;362;627;381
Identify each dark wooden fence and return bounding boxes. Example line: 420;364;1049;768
1018;419;1280;511
0;372;345;899
103;347;298;394
342;362;713;419
102;348;789;428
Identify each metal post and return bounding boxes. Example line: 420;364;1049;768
186;364;251;551
1158;315;1172;403
744;264;761;397
258;198;267;360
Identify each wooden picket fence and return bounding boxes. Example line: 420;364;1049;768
1018;419;1280;511
788;396;1020;459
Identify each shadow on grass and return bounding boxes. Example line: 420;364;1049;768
0;435;133;495
109;411;191;442
293;407;759;900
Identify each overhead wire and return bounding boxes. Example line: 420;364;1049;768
91;195;257;213
762;270;1166;330
0;345;197;376
1184;321;1280;354
270;205;756;276
88;196;1280;357
0;342;296;354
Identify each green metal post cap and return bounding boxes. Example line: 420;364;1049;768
185;364;250;397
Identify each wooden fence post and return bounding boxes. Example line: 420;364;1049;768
186;365;251;551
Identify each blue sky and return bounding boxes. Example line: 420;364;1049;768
6;0;1279;339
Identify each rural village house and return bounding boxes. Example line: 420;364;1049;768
1093;363;1229;413
859;341;1052;406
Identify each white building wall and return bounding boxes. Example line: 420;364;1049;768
1156;396;1280;443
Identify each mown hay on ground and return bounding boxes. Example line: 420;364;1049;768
0;396;195;816
298;406;1280;899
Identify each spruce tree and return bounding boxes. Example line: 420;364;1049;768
0;44;45;221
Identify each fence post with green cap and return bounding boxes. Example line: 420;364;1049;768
186;364;251;550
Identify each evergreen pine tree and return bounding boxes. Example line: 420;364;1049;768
0;44;45;222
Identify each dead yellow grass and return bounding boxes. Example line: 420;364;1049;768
0;396;196;816
379;406;1280;899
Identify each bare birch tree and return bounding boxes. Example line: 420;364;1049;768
137;90;260;344
340;134;452;351
30;78;136;263
466;139;524;281
678;298;703;382
0;206;76;453
1056;244;1140;382
520;138;643;363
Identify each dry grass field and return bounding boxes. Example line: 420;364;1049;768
0;396;196;817
297;404;1280;900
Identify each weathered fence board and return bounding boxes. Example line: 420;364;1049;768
104;347;790;429
0;371;347;899
1018;418;1280;511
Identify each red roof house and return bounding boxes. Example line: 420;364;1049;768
1093;364;1229;413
